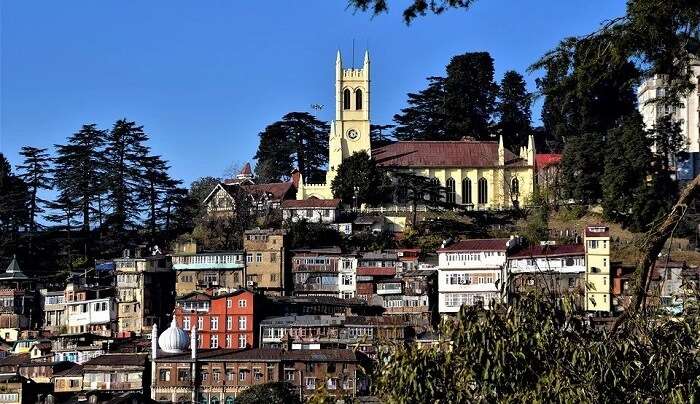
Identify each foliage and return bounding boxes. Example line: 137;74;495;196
284;218;343;250
373;294;700;403
254;112;329;183
394;52;497;141
496;71;532;151
15;146;52;233
346;229;396;251
0;153;29;255
370;123;396;147
391;171;451;224
191;186;254;250
348;0;478;24
519;187;549;245
331;151;391;207
235;382;301;404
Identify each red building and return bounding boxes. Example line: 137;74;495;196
174;290;258;350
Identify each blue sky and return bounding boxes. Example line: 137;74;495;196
1;1;626;187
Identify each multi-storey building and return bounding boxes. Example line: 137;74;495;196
150;321;369;403
171;243;246;297
79;353;149;400
338;255;358;299
355;251;399;300
584;225;612;312
506;243;586;307
281;198;342;223
174;290;256;350
437;238;513;314
243;229;287;295
291;247;343;297
64;284;116;336
377;269;436;326
114;254;175;337
52;333;108;364
0;256;38;339
40;289;66;335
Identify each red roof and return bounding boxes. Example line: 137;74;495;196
373;141;525;168
438;238;510;252
281;198;342;209
241;182;296;201
535;153;561;169
356;267;396;277
509;244;584;258
584;225;609;238
240;162;252;176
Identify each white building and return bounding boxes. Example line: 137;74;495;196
337;256;358;299
64;284;116;336
637;60;700;153
436;239;512;314
281;198;342;224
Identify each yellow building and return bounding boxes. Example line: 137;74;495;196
584;225;611;312
296;51;536;210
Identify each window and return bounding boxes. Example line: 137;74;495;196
343;89;351;109
511;178;519;199
239;334;247;348
197;317;204;330
253;368;263;381
462;178;472;204
211;335;219;348
238;299;247;308
270;273;277;282
211;317;219;330
305;209;313;217
256;253;263;263
239;316;247;330
446;178;456;204
305;377;317;390
178;369;189;382
225;397;234;404
226;316;232;330
159;369;171;382
183;317;191;330
478;177;488;204
270;253;277;262
226;299;232;308
226;334;232;348
212;370;221;382
239;369;248;382
285;370;295;381
429;178;440;201
246;254;252;263
210;397;219;404
355;89;363;110
226;369;234;381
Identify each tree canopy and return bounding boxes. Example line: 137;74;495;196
330;150;390;207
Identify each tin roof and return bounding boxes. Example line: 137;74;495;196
373;140;525;168
438;238;510;252
509;244;585;258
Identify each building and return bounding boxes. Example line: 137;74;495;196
264;295;382;317
355;251;400;301
51;333;109;364
0;257;38;338
637;60;700;153
171;243;246;297
40;290;66;335
281;198;342;223
243;229;287;295
506;243;586;306
649;261;699;311
584;225;612;312
202;165;297;218
295;51;536;211
174;290;256;350
437;238;513;314
150;321;369;402
377;269;436;326
291;247;344;297
79;353;150;400
338;255;358;299
114;254;175;337
535;153;562;204
64;284;116;336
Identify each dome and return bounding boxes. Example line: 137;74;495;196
158;319;190;353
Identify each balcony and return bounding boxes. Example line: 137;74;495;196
294;283;339;292
172;253;244;270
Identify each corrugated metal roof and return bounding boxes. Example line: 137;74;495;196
438;238;510;252
373;141;525;168
281;198;341;208
509;244;584;258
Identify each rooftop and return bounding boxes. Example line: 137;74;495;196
373;140;526;168
281;198;342;209
438;238;511;252
83;353;148;368
509;244;585;258
157;348;362;363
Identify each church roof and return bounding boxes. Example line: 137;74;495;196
372;140;525;168
240;162;253;176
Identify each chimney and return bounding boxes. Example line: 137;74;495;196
291;169;301;188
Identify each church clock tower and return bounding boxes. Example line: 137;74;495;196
326;49;372;186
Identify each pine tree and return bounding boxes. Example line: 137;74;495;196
330;151;390;207
254;112;329;182
103;119;150;232
0;153;29;252
496;71;532;151
53;124;107;232
140;155;179;238
393;77;447;140
16;146;52;232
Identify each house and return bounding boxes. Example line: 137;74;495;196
171;243;246;297
174;290;257;350
0;257;38;337
40;289;66;335
64;284;116;336
437;238;514;314
114;253;175;337
377;269;437;326
338;255;358;299
355;252;400;301
150;321;369;402
584;225;612;312
202;165;297;218
80;353;150;400
295;51;536;212
51;333;109;364
291;247;345;297
649;261;699;310
506;243;586;307
243;229;287;295
281;198;342;223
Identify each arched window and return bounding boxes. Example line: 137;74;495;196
429;177;440;202
461;178;472;205
446;178;456;204
210;397;220;404
355;89;363;110
225;398;235;404
511;177;520;199
343;89;351;110
478;177;488;204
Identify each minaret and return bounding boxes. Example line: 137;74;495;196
190;326;197;359
150;323;158;400
190;325;197;403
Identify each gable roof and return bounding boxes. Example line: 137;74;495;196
281;198;342;209
83;353;148;368
437;238;511;252
535;153;562;169
373;141;525;168
240;162;252;176
202;181;296;206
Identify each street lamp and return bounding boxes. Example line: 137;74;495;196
353;186;359;210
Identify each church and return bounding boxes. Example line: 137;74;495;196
296;51;536;210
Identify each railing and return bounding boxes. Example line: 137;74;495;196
294;284;339;292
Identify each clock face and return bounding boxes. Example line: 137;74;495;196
347;129;359;140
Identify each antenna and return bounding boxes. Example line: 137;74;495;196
352;38;355;68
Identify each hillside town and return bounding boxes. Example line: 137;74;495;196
2;1;700;403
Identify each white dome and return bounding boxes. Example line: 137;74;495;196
158;319;190;353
